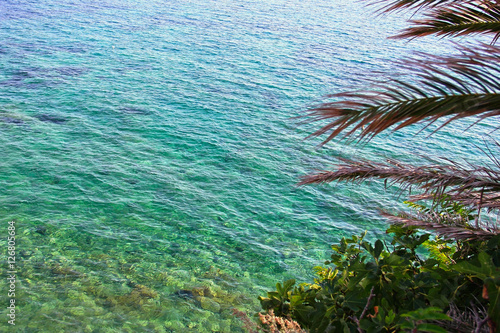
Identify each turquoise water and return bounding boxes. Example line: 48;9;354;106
0;0;495;332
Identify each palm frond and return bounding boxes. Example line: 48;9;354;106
382;211;498;240
299;157;500;210
299;158;461;187
394;2;500;42
412;191;500;209
304;45;500;144
370;0;461;13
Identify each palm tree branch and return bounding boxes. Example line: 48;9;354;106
299;158;500;209
370;0;464;13
381;212;499;240
411;192;500;209
307;93;500;143
304;46;500;143
394;2;500;41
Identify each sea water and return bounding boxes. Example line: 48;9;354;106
0;0;494;332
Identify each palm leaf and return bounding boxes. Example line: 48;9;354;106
299;157;500;210
382;212;498;240
370;0;461;13
411;191;500;209
394;2;500;42
304;45;500;144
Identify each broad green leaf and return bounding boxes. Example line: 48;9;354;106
343;291;365;312
374;239;384;259
402;307;451;321
276;283;283;295
400;321;413;330
283;279;296;293
384;253;403;266
454;252;496;278
290;294;304;307
385;309;396;325
416;323;448;333
268;291;279;299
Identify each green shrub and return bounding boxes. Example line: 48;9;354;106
259;225;500;332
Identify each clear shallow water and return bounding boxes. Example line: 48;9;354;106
0;0;496;332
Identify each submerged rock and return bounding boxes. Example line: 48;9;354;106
35;225;48;235
53;66;88;77
50;263;83;278
199;297;221;312
173;289;194;299
192;286;214;298
109;284;159;307
0;116;24;125
120;107;150;115
35;114;67;124
130;284;158;299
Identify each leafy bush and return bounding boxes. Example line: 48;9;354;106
259;224;500;332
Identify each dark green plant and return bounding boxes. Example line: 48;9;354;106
260;225;499;332
400;307;451;333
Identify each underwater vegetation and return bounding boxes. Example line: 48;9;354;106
0;217;270;332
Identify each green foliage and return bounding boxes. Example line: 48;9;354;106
403;196;476;225
400;307;451;333
259;226;500;332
